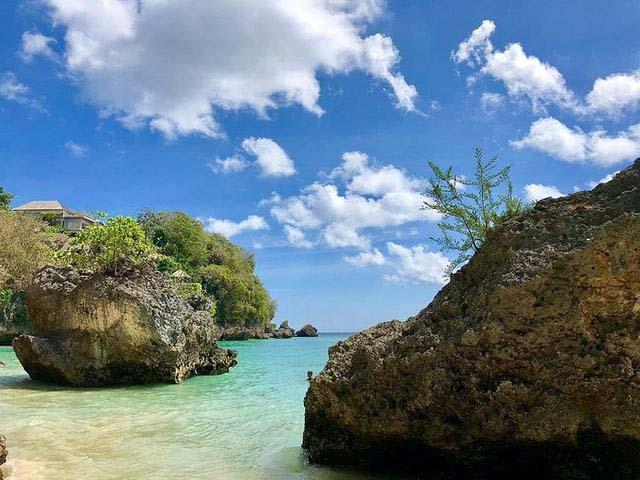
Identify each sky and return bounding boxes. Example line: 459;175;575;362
1;0;640;332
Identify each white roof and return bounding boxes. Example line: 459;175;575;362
14;200;97;222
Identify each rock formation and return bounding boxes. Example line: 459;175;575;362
0;292;31;346
296;324;318;337
304;160;640;478
273;321;295;339
220;321;295;340
13;265;237;386
0;434;6;480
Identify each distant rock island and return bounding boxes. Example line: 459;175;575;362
13;265;236;386
296;324;319;337
304;160;640;477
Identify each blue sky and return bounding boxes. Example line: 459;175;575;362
1;0;640;331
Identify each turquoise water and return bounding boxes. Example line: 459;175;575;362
0;334;396;480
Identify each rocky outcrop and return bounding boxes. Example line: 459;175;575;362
296;324;318;337
220;321;295;340
273;321;295;339
13;265;236;386
0;434;6;479
0;292;31;345
304;160;640;478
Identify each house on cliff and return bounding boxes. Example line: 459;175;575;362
13;200;98;233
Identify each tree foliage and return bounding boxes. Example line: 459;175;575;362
138;210;276;326
0;210;65;291
423;148;526;275
0;187;13;210
58;216;154;275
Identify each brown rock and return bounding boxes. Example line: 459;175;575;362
0;434;6;479
303;160;640;478
13;264;236;386
295;324;318;337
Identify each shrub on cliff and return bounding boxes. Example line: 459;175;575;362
0;209;64;293
138;210;276;326
58;216;154;275
423;148;527;274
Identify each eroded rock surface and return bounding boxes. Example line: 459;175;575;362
296;324;318;337
304;160;640;478
13;265;236;386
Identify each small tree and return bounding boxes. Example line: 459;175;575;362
423;148;526;275
0;187;13;210
58;216;155;275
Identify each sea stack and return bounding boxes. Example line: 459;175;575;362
296;324;318;337
303;160;640;477
13;264;237;386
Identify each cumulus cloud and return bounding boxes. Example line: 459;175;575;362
512;117;640;166
37;0;417;139
204;215;269;237
383;242;449;285
344;248;386;267
585;70;640;118
454;21;575;112
587;171;620;189
241;137;296;177
20;31;56;62
452;20;495;67
64;141;88;157
208;155;248;174
284;225;313;248
270;151;440;249
523;183;564;202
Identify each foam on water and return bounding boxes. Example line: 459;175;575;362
0;334;399;480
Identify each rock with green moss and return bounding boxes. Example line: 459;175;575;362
304;159;640;478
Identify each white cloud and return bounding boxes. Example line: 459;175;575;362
523;183;564;202
208;154;248;174
344;248;386;267
455;21;575;112
241;137;296;177
20;31;56;62
0;72;31;104
587;171;620;189
585;70;640;118
204;215;269;237
512;117;640;166
38;0;417;139
452;20;495;67
480;92;504;112
384;242;449;285
64;141;88;157
284;225;313;248
270;151;440;249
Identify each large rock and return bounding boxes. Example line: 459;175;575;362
13;265;237;386
304;160;640;478
296;324;318;337
0;292;31;346
220;324;274;340
273;321;295;339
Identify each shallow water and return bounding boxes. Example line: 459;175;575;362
0;334;398;480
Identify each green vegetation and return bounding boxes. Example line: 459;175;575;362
57;216;155;275
0;206;67;300
138;211;276;326
424;148;527;274
0;187;13;210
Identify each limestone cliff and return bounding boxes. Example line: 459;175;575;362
0;292;30;346
303;160;640;478
13;265;236;386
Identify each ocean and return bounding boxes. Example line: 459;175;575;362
0;334;399;479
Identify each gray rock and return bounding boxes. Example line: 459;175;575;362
303;160;640;478
13;264;236;386
296;324;318;337
273;321;295;339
